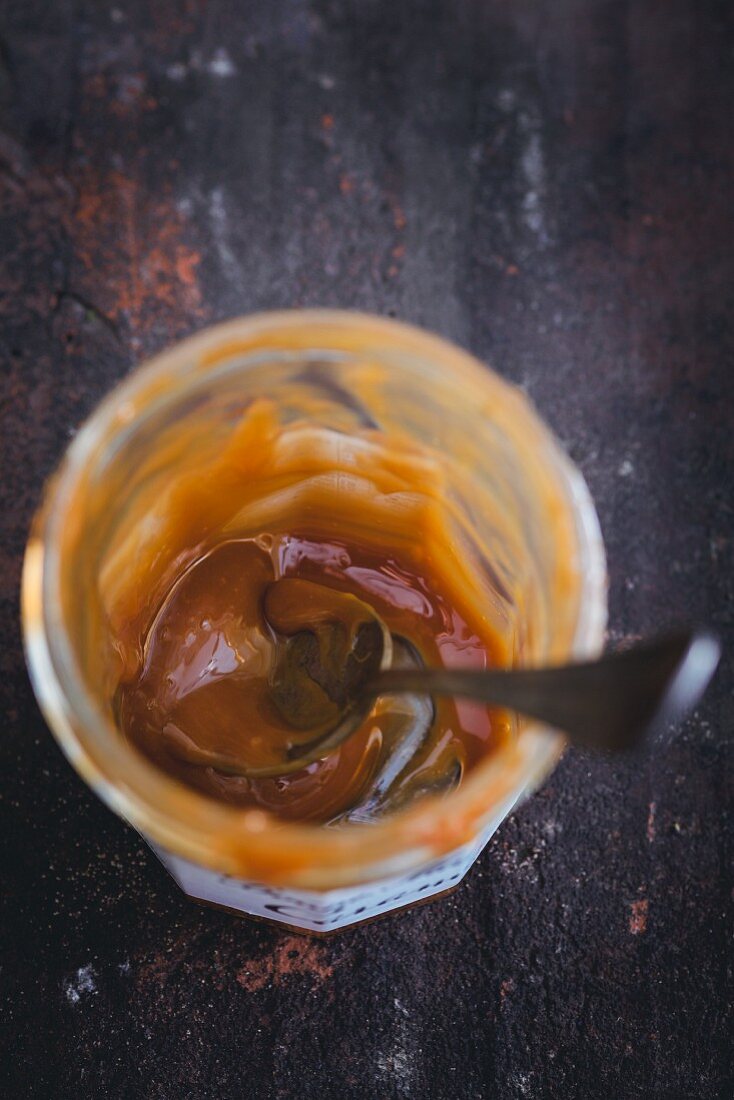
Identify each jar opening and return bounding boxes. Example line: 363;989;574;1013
23;311;606;887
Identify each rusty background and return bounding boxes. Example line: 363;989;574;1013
0;1;732;1097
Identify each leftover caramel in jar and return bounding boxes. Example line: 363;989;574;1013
108;400;512;824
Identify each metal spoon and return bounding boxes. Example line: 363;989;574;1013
270;625;720;771
199;590;720;779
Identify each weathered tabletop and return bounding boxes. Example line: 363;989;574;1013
1;2;731;1097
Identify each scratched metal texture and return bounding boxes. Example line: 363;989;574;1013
0;2;731;1098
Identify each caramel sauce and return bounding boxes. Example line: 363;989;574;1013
116;534;508;823
105;399;512;825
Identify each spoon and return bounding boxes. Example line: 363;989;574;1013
197;582;720;779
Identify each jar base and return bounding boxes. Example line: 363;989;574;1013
186;882;464;937
148;789;521;933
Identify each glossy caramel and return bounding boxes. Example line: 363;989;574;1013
117;533;509;823
99;397;516;825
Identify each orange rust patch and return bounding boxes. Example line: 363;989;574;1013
392;203;407;231
68;165;203;343
235;936;335;992
175;249;199;287
321;113;334;131
629;897;648;935
499;977;515;1003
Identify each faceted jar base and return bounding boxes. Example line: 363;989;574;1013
150;790;522;933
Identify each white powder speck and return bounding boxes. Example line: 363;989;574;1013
208;48;236;77
520;128;548;241
64;965;97;1005
497;88;517;112
377;1047;411;1073
512;1072;533;1096
375;1014;416;1096
209;187;243;284
521;130;545;189
618;458;635;477
166;62;188;81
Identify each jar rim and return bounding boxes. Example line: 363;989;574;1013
22;310;607;888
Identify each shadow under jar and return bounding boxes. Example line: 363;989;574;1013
23;310;606;933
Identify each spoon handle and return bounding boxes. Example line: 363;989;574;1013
368;629;720;752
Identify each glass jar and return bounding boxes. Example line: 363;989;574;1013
22;311;606;933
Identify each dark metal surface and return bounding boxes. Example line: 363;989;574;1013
1;2;731;1097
